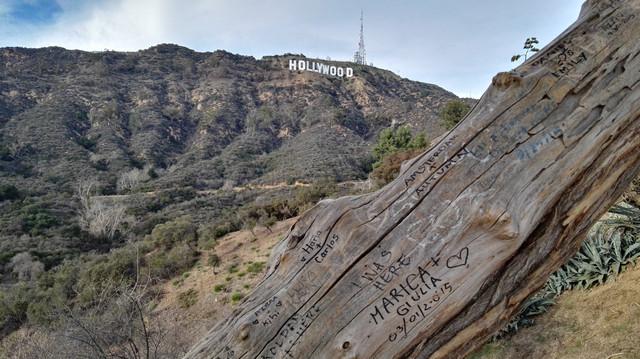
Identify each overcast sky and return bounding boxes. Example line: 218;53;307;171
0;0;585;97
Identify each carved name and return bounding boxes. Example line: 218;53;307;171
300;231;322;262
415;148;469;197
404;136;457;188
515;128;563;161
366;246;470;336
260;305;322;359
252;296;283;327
352;252;412;291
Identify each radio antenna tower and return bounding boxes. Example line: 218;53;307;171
353;10;367;65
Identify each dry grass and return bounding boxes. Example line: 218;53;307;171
148;217;298;350
471;264;640;359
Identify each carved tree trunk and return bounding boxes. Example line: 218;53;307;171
185;1;640;358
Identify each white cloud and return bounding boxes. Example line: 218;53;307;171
30;0;170;50
0;0;585;97
26;0;311;52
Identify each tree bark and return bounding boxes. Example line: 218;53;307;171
185;1;640;358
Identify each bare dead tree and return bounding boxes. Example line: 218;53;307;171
76;178;126;240
116;166;152;194
8;252;44;282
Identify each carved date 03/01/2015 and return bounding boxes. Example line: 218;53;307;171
387;282;453;343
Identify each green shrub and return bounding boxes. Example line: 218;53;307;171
26;296;56;325
230;292;244;303
211;222;237;239
126;157;144;171
227;264;239;274
0;145;12;160
197;225;218;249
147;167;158;179
99;179;118;195
294;180;338;207
246;261;266;274
147;216;197;249
146;188;197;212
76;136;97;151
440;100;471;130
336;115;369;135
369;126;430;187
213;284;225;293
0;284;31;330
91;159;109;171
23;212;59;234
0;250;17;267
208;253;221;267
147;243;198;280
177;288;198;309
21;205;59;235
132;215;168;236
372;126;427;163
45;260;81;305
76;248;138;305
0;184;20;201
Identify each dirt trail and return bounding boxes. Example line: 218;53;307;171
92;179;369;201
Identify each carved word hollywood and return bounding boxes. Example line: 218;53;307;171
288;59;354;78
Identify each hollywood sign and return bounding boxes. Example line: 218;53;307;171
288;59;354;78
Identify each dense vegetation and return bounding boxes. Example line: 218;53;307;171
370;126;429;187
439;99;471;130
0;179;345;357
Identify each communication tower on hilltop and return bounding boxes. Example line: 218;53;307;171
353;10;367;65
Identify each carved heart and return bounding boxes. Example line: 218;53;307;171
446;247;469;269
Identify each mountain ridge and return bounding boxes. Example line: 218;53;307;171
0;43;463;193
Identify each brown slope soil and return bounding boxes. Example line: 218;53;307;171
149;217;298;352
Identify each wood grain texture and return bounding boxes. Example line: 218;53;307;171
184;1;640;358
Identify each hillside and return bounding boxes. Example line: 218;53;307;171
0;44;462;265
0;44;458;192
0;44;466;351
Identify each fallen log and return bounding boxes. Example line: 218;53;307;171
185;1;640;358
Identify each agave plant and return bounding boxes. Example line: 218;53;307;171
495;294;555;338
544;266;571;296
608;204;640;229
566;229;612;289
497;200;640;338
